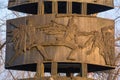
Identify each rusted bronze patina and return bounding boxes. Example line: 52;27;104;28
6;0;114;80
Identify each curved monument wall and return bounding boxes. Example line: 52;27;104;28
6;14;114;72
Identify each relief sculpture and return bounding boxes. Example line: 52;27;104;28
7;17;114;66
7;24;51;65
100;26;114;65
6;0;115;79
87;25;115;65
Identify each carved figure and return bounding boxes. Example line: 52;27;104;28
8;18;114;65
63;17;78;44
39;17;78;48
37;17;80;60
26;25;51;61
100;26;114;65
8;24;51;65
86;26;115;65
78;25;114;65
67;24;114;65
6;25;27;65
67;30;98;60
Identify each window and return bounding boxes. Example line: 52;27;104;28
44;1;52;14
58;1;67;13
72;2;81;14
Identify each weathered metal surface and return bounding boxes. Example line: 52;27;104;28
8;0;113;14
6;14;115;72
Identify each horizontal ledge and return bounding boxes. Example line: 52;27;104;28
8;1;113;14
5;62;115;72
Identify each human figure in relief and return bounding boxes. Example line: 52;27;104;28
9;24;51;64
